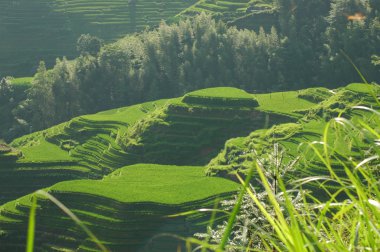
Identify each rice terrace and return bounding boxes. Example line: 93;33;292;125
0;0;379;251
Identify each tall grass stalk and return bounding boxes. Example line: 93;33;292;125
25;190;109;252
26;195;37;252
218;168;254;251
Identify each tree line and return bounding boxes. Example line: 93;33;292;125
1;0;379;140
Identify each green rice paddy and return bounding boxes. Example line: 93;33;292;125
254;91;317;117
51;164;238;204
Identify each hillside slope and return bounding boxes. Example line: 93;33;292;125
0;87;302;205
1;84;378;251
0;86;315;251
0;99;168;205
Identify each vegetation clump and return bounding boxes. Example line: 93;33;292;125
306;89;364;120
0;143;22;161
206;123;302;175
297;87;333;103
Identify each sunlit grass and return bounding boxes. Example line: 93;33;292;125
255;91;318;117
50;164;239;204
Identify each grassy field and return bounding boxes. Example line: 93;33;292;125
254;90;318;117
2;86;285;205
122;87;291;165
9;77;33;87
185;87;255;99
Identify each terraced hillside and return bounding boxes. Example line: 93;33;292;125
0;86;313;251
0;0;197;76
1;87;298;205
1;84;377;251
0;99;169;205
0;164;238;251
207;84;380;193
121;87;293;165
179;0;277;30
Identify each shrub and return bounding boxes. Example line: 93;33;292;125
297;87;332;103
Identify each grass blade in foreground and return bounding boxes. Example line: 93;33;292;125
26;195;37;252
218;168;254;251
36;190;109;252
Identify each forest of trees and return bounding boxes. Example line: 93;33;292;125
1;0;379;140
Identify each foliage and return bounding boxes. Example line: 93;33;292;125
0;77;32;141
206;122;302;175
297;87;333;103
76;34;103;56
372;55;380;66
322;0;380;85
0;77;14;105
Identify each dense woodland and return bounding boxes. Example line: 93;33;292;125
0;0;379;141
